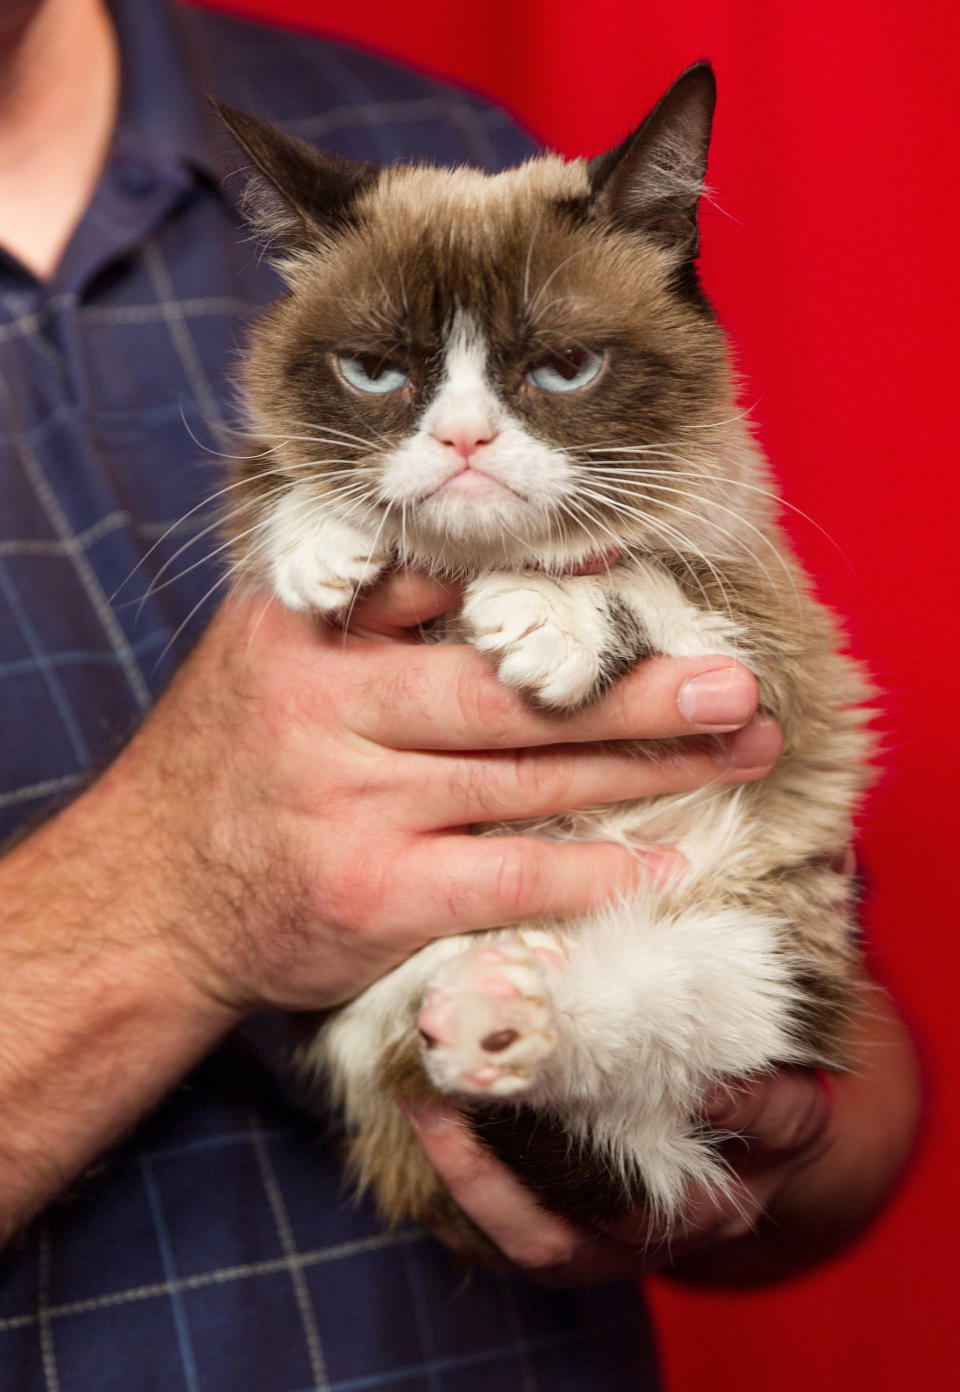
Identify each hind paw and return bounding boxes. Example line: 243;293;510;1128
418;943;558;1098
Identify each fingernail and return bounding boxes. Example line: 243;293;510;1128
717;714;782;769
398;1102;457;1135
678;665;756;729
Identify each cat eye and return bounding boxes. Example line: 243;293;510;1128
526;347;604;394
337;353;410;394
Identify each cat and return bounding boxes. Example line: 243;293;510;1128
215;62;873;1246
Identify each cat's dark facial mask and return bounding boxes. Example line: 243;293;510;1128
221;64;739;572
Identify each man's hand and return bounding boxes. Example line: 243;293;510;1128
0;570;779;1240
116;573;780;1014
403;990;919;1287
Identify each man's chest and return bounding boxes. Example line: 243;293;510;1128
0;204;276;841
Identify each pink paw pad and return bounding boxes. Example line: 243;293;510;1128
417;941;559;1099
417;989;455;1049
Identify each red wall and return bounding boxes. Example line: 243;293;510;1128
192;3;959;1388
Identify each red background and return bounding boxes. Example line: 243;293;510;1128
192;3;959;1388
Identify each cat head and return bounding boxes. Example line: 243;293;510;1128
219;64;758;576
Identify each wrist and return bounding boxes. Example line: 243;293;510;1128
5;744;246;1034
0;778;244;1238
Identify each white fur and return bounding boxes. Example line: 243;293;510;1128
419;941;558;1097
274;321;829;1225
264;488;388;613
317;869;804;1215
612;561;745;661
462;571;615;707
460;561;746;710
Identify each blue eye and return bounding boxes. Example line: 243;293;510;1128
527;347;604;393
337;354;410;394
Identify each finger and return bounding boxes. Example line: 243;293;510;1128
348;645;762;749
703;1068;836;1168
416;717;781;826
401;1106;642;1283
601;1072;836;1257
348;569;462;636
407;834;681;937
607;1164;800;1262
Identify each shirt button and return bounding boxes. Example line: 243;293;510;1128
114;162;156;198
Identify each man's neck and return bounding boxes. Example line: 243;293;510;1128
0;0;120;281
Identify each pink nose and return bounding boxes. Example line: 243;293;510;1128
437;427;497;461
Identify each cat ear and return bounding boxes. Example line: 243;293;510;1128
213;101;376;251
588;62;716;256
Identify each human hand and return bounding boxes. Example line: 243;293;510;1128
107;569;779;1015
402;1066;835;1286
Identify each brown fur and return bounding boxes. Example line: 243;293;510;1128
218;66;875;1238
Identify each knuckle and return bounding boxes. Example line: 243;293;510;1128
494;843;544;917
460;666;521;745
512;747;576;811
502;1235;573;1272
316;851;388;939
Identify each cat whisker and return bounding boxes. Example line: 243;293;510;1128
580;461;858;585
569;482;735;620
243;592;279;660
274;419;381;450
134;469;366;603
131;490;294;613
522;215;543;308
154;566;238;671
339;501;394;647
547;491;631;572
110;468;302;603
252;435;371;458
577;442;700;457
577;471;802;607
133;474;378;615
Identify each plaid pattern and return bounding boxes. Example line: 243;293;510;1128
0;1;657;1387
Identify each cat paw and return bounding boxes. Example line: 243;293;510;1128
418;943;558;1098
272;530;386;615
462;574;607;709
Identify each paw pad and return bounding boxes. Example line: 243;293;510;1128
417;943;558;1098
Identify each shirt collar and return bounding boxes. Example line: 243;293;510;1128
106;0;237;193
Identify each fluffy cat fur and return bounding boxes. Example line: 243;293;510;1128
216;63;873;1247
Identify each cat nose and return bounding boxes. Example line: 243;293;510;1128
436;426;498;461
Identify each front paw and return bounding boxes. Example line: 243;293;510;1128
462;574;608;710
272;530;386;615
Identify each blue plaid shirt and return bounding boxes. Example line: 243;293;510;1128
0;2;657;1388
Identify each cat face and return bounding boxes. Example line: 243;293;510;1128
223;64;755;575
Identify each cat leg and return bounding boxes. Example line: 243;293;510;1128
522;893;805;1218
410;895;804;1219
599;561;746;662
461;562;746;711
461;570;638;709
263;487;388;614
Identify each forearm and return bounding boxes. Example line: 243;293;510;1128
0;763;238;1244
665;988;921;1287
0;584;779;1251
